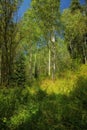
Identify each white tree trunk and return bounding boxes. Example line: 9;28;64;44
48;48;51;76
51;33;56;80
34;53;37;72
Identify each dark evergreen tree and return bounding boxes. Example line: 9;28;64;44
14;53;26;87
70;0;82;12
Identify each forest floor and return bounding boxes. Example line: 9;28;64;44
29;64;87;96
0;64;87;130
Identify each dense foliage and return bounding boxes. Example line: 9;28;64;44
0;65;87;130
0;0;87;129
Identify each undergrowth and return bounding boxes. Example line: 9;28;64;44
0;65;87;130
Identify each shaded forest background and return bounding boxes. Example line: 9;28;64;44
0;0;87;130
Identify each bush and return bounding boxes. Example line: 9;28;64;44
0;66;87;130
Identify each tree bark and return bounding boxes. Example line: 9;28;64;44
48;48;51;77
51;32;56;80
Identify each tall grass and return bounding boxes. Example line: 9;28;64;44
0;65;87;130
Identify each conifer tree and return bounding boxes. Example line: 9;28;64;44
14;53;26;87
70;0;82;12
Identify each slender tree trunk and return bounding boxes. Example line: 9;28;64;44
34;53;38;78
34;53;37;72
85;34;87;64
48;48;51;77
1;48;4;85
4;26;9;86
82;34;87;64
1;45;8;86
51;32;56;80
5;44;9;86
9;42;14;85
29;53;33;80
52;46;56;80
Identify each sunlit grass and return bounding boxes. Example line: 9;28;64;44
0;65;87;130
40;65;87;95
40;78;76;95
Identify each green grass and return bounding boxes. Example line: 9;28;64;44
0;65;87;130
40;65;87;95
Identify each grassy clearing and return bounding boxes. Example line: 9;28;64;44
40;65;87;95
